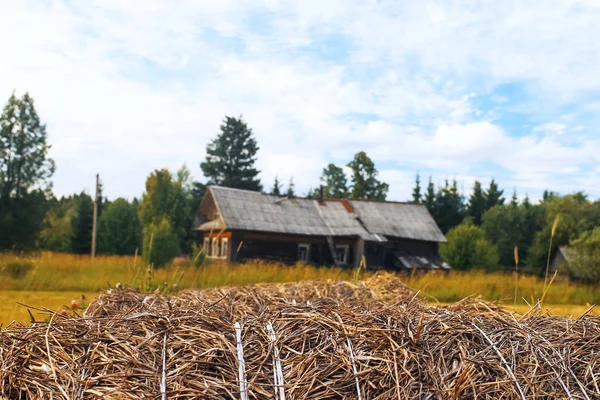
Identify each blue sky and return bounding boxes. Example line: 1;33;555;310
1;0;599;202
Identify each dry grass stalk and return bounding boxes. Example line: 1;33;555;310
1;272;599;399
543;214;561;296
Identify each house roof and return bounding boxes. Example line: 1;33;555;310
195;186;446;243
557;246;575;263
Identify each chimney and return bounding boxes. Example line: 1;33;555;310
319;185;324;203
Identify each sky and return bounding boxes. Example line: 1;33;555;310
1;0;599;202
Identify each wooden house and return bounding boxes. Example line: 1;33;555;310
193;186;450;270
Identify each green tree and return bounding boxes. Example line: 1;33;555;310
542;190;558;203
423;177;436;216
440;224;499;271
286;177;295;198
347;152;388;200
434;180;465;233
0;92;55;199
485;179;505;209
319;163;348;199
527;193;596;275
139;167;192;251
305;187;315;199
482;204;521;266
0;92;55;250
482;198;544;268
566;228;600;283
200;116;262;191
97;198;141;255
509;189;518;206
466;180;487;226
70;192;94;254
142;217;180;267
412;173;422;203
271;176;282;196
188;181;206;234
0;190;48;250
191;182;206;209
39;196;75;252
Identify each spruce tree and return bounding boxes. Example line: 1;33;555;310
434;180;465;233
305;187;314;200
320;163;348;199
0;92;55;250
271;176;282;196
347;152;388;200
486;179;505;209
70;192;94;254
286;177;295;198
412;173;422;203
510;188;518;206
200;116;262;191
466;180;486;225
542;190;558;202
423;176;436;214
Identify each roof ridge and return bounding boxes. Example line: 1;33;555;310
209;186;425;206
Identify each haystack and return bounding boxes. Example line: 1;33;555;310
1;273;598;399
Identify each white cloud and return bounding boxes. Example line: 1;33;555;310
0;0;598;201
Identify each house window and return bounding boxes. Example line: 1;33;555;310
203;237;211;256
211;237;219;258
298;244;310;262
220;238;229;258
335;245;349;264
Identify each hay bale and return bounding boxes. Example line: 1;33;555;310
1;274;599;399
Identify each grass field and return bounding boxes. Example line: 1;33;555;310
0;252;598;325
0;291;95;326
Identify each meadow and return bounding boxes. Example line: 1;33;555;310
0;251;598;325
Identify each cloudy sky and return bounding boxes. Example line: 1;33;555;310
1;0;599;201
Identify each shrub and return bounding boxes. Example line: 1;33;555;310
440;224;499;271
142;218;180;268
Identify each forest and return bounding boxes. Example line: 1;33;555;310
1;93;599;282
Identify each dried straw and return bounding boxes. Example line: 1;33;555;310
1;272;598;399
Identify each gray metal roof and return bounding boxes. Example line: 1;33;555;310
197;186;446;242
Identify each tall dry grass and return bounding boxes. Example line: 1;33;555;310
0;252;358;292
0;252;598;306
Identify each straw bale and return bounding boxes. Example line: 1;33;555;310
1;272;599;399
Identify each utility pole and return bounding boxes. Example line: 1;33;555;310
91;173;99;258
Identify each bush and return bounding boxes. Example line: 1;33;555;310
142;218;180;268
440;224;499;271
565;228;600;283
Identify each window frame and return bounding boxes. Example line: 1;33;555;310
203;237;211;257
335;245;349;264
220;238;229;258
211;237;220;259
298;243;310;262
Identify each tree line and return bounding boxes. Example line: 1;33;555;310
1;92;599;279
412;173;600;282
